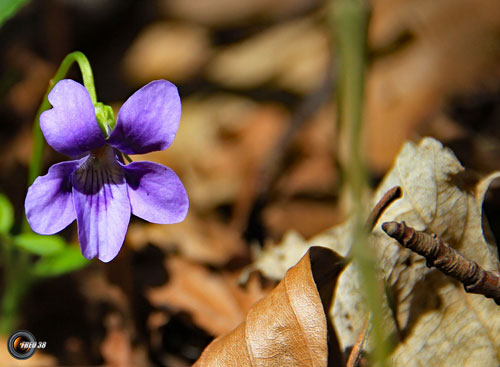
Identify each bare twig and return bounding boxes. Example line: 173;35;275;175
365;186;402;231
382;221;500;305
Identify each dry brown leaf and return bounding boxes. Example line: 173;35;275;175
148;256;271;336
5;46;54;118
122;22;212;85
275;155;337;197
100;313;150;367
206;17;330;93
159;0;323;27
373;139;500;366
0;125;34;171
101;315;133;367
263;200;343;239
275;103;338;198
364;0;500;172
254;137;500;366
135;95;287;212
194;246;345;367
127;212;247;266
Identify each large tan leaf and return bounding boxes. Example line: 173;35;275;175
194;246;345;366
372;138;500;366
254;137;500;366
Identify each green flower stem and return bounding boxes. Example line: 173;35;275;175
0;234;31;335
331;0;391;366
0;52;96;335
28;51;96;187
24;51;96;236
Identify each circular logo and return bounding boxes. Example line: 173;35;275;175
7;330;37;360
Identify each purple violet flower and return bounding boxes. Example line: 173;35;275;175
25;79;189;262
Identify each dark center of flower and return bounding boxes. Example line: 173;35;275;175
86;145;120;171
91;146;109;159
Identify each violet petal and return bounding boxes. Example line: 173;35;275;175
25;160;79;234
108;80;181;154
72;154;130;262
124;161;188;224
40;79;106;156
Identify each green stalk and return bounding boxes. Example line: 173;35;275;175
28;51;96;187
0;234;31;335
0;52;96;335
331;0;391;365
24;51;96;235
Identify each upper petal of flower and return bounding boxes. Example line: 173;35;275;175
40;79;106;157
123;161;188;224
72;150;131;262
107;80;181;155
25;160;80;234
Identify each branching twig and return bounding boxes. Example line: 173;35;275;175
382;221;500;305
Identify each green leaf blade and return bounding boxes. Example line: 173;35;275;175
13;233;65;256
0;0;32;29
32;246;89;277
0;193;14;233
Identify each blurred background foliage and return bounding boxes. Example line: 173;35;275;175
0;0;499;366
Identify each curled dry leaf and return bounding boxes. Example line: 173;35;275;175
194;247;345;367
254;137;500;366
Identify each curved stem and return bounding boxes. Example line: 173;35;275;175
28;51;97;187
0;52;97;335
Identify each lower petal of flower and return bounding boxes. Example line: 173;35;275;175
72;152;130;262
25;160;79;234
123;161;188;224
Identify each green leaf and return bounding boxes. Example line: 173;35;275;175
13;233;65;256
0;193;14;233
32;246;89;277
0;0;32;28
